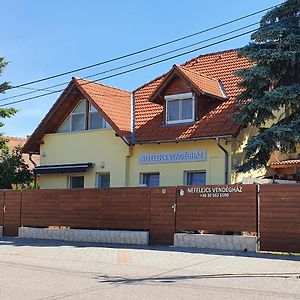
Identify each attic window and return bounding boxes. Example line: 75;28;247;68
165;92;195;124
58;100;111;133
89;104;111;129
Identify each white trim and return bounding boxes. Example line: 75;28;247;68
165;92;193;100
165;93;195;125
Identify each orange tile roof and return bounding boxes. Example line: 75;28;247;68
270;159;300;168
177;65;227;99
134;49;253;142
74;78;131;139
5;136;40;170
24;48;254;152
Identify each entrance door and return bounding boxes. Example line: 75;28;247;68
3;191;21;237
149;187;177;245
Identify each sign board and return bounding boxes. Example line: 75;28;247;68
139;150;206;165
179;185;243;198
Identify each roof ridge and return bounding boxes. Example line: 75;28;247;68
133;48;240;93
5;136;27;140
178;65;220;82
181;48;240;67
73;77;131;94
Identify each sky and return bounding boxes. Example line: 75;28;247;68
0;0;283;138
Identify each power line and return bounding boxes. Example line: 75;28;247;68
0;28;257;107
7;4;278;90
0;21;260;102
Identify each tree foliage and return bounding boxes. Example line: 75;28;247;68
0;57;32;189
0;57;18;149
0;146;32;189
232;0;300;172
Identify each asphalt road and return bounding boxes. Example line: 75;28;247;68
0;237;299;300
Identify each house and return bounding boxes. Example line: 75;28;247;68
6;136;40;170
23;49;280;189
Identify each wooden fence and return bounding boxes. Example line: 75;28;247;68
0;184;299;252
259;185;300;252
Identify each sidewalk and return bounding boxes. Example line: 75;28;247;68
0;237;299;299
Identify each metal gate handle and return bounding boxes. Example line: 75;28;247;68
3;206;6;213
171;203;176;213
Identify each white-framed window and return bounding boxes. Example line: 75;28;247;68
69;176;84;189
59;100;86;133
96;173;110;188
184;171;206;186
89;104;111;130
58;100;111;133
140;173;160;187
165;92;195;124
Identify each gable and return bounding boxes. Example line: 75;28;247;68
23;79;131;153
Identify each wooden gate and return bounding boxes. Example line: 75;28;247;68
259;185;300;252
3;190;22;236
149;187;177;245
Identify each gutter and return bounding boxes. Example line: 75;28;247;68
130;93;136;145
29;152;38;189
216;137;229;184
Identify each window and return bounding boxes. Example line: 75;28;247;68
140;173;160;187
89;104;111;130
185;171;206;185
69;176;84;189
58;100;111;133
165;92;195;124
97;173;110;188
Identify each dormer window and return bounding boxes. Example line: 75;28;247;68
58;100;111;133
165;92;195;124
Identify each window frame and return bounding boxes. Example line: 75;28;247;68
139;172;160;187
58;100;112;133
165;92;195;124
96;172;110;188
69;175;85;189
184;170;206;186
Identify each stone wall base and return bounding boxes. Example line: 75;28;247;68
174;233;257;252
18;227;149;245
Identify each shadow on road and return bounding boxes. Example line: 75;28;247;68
0;236;299;262
96;272;300;285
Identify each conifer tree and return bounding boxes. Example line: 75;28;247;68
232;0;300;172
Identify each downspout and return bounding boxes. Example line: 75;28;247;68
216;137;229;184
29;152;37;189
130;93;136;145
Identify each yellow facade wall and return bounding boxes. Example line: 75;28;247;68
127;139;231;186
39;129;130;189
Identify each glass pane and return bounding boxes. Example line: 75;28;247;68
167;100;180;121
104;120;112;129
186;172;206;185
143;173;159;187
90;112;104;129
71;114;85;131
90;103;98;112
59;116;70;133
70;176;84;188
98;173;110;188
73;100;86;113
182;99;193;120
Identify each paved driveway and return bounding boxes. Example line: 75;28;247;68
0;237;299;299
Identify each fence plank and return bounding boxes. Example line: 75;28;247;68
176;185;257;233
3;190;21;236
149;187;176;245
260;185;300;252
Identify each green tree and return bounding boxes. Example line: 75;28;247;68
0;57;32;189
0;146;32;189
0;57;18;149
232;0;300;172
